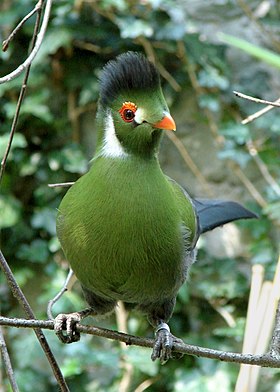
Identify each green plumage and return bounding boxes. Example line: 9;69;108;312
57;155;196;304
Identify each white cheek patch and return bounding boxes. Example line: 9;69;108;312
101;111;129;158
134;108;145;125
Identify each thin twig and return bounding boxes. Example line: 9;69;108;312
0;0;45;184
0;326;19;392
228;163;267;208
73;39;112;54
0;86;27;184
241;98;280;125
48;182;75;188
1;315;280;368
0;251;70;392
137;36;181;92
234;91;280;107
246;140;280;197
0;0;53;84
166;132;214;197
2;1;41;52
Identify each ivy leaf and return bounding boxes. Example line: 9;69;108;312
33;28;73;65
16;239;49;263
263;201;280;224
198;67;229;90
0;133;27;158
116;17;153;39
31;207;57;236
219;122;250;145
0;194;21;228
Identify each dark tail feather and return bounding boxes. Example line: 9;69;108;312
193;199;258;234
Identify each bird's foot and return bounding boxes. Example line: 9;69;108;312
151;323;183;364
54;312;82;344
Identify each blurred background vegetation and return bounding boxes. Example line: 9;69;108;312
0;0;280;391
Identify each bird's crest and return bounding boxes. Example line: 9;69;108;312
99;52;160;107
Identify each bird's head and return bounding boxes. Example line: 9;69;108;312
96;52;176;159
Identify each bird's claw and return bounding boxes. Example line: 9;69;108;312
151;323;173;364
151;323;184;364
54;312;81;344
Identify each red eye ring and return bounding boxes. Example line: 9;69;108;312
119;102;137;123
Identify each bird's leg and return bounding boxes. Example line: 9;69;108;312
151;321;184;364
54;307;95;344
54;287;117;344
151;322;173;364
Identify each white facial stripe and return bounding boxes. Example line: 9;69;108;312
101;111;128;158
134;108;145;124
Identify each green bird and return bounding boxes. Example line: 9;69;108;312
54;52;256;363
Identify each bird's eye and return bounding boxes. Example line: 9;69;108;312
119;101;137;123
123;109;134;121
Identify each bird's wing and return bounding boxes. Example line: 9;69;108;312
192;198;258;234
166;176;257;238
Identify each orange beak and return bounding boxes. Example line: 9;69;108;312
153;112;176;131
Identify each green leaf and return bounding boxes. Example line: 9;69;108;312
31;207;57;235
264;201;280;223
33;28;73;64
125;347;158;376
20;153;42;176
0;133;27;158
219;122;250;144
60;357;82;378
198;94;220;112
48;145;88;174
116;17;153;39
4;95;53;122
198;67;229;90
16;239;49;263
219;33;280;69
218;144;251;168
0;194;21;228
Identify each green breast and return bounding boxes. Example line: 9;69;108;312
57;156;196;303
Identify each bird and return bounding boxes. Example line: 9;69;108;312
54;51;257;363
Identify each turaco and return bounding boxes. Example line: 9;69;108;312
54;51;256;363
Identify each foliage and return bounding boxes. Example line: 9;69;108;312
0;0;279;391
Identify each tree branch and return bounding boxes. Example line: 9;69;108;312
246;140;280;197
48;182;75;188
166;131;214;197
2;2;41;52
0;0;53;84
0;251;70;392
234;91;280;108
241;99;280;124
0;326;19;392
1;315;280;368
0;0;49;184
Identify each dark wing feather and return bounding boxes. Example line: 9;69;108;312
193;198;258;234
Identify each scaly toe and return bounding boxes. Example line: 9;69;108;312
54;312;81;344
151;323;174;364
171;336;184;359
